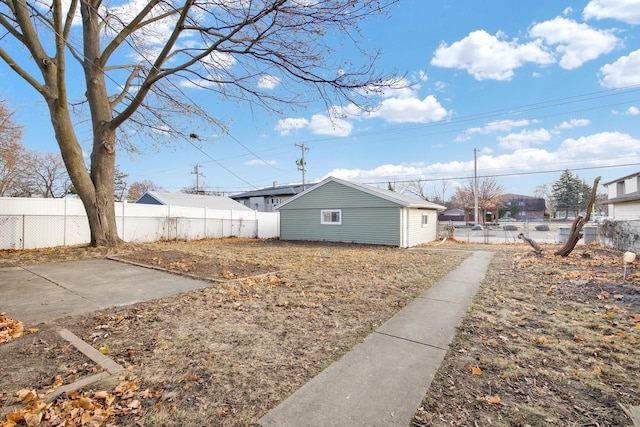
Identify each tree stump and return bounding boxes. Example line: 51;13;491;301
555;176;601;257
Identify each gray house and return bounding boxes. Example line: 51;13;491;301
276;177;445;247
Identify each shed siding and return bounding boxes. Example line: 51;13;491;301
280;207;400;246
406;209;438;246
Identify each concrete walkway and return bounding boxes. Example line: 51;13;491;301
0;259;210;324
258;250;494;427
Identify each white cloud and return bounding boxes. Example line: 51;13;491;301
555;118;591;129
431;30;554;81
497;128;552;150
558;131;639;157
274;118;309;135
600;49;640;88
627;106;640;115
367;95;449;124
201;51;237;71
257;75;280;90
323;132;639;186
308;114;353;137
583;0;640;24
105;0;177;46
361;78;418;99
456;119;530;141
245;159;277;166
529;17;619;70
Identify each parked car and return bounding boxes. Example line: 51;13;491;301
593;216;613;224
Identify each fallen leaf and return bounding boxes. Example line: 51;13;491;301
468;366;483;376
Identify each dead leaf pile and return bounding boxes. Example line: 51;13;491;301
1;378;159;427
0;314;37;345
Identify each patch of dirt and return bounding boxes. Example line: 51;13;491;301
113;249;275;279
413;244;640;426
1;238;470;426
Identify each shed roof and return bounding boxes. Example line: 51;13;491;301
276;176;445;210
136;191;253;211
230;183;316;199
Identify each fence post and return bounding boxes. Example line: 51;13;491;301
63;197;67;246
122;202;125;242
22;214;26;250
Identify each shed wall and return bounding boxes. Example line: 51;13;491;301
406;208;439;246
280;207;400;246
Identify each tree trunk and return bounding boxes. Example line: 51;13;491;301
47;99;121;247
80;0;121;247
554;176;601;257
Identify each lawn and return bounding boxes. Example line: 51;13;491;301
1;238;638;426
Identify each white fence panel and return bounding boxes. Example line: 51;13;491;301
0;197;279;249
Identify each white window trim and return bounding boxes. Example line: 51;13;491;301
421;213;429;227
321;209;342;225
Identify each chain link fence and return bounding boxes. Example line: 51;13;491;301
0;198;279;250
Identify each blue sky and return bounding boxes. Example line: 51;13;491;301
3;0;640;198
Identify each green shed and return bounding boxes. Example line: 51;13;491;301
276;177;445;248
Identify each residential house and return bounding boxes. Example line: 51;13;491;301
230;182;315;212
438;208;465;222
603;171;640;220
276;176;445;248
499;194;546;221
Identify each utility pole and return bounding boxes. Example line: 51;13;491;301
474;148;479;225
295;143;309;190
191;164;205;194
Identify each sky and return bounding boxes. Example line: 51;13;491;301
2;0;640;199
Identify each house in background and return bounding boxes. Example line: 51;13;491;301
276;176;445;248
438;208;465;222
603;171;640;220
499;194;546;220
230;182;315;212
136;191;253;211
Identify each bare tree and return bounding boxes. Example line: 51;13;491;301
0;100;25;196
403;178;429;200
27;152;71;198
533;182;555;217
451;176;504;223
0;0;401;246
127;180;159;201
401;178;450;205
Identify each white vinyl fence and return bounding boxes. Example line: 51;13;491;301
0;197;280;250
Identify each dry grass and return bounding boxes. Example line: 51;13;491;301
2;238;638;426
1;238;469;426
413;243;640;426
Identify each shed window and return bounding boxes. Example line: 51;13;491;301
321;209;342;225
421;213;429;227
